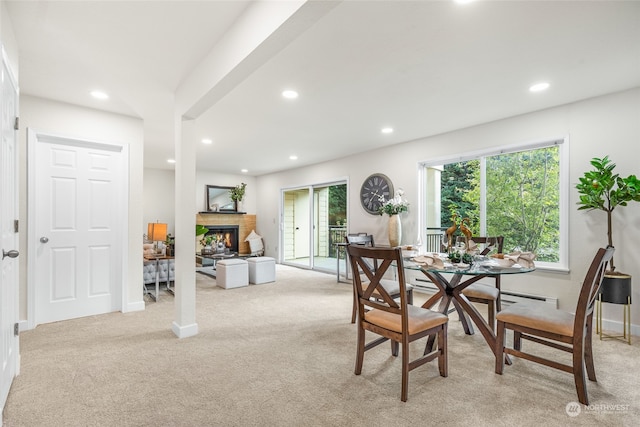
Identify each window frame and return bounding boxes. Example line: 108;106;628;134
417;137;569;272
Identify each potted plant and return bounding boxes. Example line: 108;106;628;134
576;156;640;306
576;156;640;271
229;182;247;212
196;225;212;254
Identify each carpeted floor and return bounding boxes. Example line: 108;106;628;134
3;265;639;426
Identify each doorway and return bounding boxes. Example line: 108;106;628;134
281;181;347;274
28;131;126;326
0;47;19;412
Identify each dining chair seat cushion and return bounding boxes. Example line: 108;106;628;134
462;283;499;301
365;305;448;335
496;303;574;337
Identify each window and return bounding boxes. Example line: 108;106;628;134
420;139;568;271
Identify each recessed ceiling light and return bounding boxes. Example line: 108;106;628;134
167;159;176;164
289;155;298;160
454;0;475;4
241;169;248;173
529;82;550;92
282;90;299;99
201;138;213;144
381;127;394;134
90;90;109;100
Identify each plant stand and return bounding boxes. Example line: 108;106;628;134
596;274;632;344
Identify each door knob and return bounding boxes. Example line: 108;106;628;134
40;237;49;243
2;249;19;260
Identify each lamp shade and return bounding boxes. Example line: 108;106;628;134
148;222;167;242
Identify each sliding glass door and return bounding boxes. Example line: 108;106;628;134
282;181;347;273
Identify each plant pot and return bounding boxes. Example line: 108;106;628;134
600;273;632;304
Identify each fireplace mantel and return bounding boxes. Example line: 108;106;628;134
198;211;246;215
196;213;256;255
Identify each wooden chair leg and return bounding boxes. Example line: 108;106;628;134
391;340;399;357
495;321;506;374
573;345;589;405
438;323;448;377
355;325;365;375
513;330;522;351
401;340;409;402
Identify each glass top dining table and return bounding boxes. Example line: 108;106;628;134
403;254;535;361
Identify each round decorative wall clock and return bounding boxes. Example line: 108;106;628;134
360;173;393;215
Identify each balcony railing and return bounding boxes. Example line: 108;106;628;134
329;226;347;257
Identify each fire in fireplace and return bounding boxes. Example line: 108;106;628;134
204;225;239;253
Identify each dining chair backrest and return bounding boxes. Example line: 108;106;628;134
346;234;377;271
347;245;408;320
574;246;614;337
346;234;375;246
471;236;504;255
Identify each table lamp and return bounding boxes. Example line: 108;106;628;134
147;222;167;255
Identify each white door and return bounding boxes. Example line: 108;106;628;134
31;133;123;325
0;49;19;412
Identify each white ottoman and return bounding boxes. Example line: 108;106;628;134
217;259;249;289
248;257;276;285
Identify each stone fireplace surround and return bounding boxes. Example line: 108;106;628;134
196;212;257;256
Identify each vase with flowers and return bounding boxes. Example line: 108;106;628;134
378;188;409;247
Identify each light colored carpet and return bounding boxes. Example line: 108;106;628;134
3;265;639;426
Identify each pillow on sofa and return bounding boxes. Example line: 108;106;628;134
245;230;264;255
143;243;155;256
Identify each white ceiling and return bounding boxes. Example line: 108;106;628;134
6;1;640;176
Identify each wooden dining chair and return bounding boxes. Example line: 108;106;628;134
495;246;614;405
345;234;414;323
347;245;448;402
461;236;504;331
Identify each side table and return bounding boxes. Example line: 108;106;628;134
143;255;174;301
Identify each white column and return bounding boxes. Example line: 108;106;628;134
172;117;198;338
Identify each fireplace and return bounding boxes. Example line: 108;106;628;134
205;225;239;253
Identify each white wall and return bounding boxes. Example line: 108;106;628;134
1;1;18;78
18;95;145;318
255;88;640;330
143;168;176;236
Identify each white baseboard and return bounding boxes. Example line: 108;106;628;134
125;300;145;313
172;321;198;338
17;319;29;332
